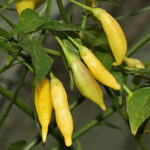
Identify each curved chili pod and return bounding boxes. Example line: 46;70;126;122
16;0;35;15
93;8;127;66
35;78;52;143
50;74;73;147
79;46;120;90
70;57;106;111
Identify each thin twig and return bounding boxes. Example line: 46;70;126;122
0;67;28;126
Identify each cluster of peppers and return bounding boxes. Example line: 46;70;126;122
35;75;73;146
16;0;145;147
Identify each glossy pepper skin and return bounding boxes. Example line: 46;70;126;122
93;8;127;66
50;74;73;147
69;56;106;111
16;0;35;15
35;78;52;143
79;46;120;90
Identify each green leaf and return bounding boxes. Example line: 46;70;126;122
82;29;109;51
77;140;82;150
8;140;26;150
93;50;113;71
127;87;150;135
19;33;53;83
14;9;46;33
130;76;142;90
42;20;94;37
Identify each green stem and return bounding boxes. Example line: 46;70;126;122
117;6;150;21
45;0;52;20
0;2;15;11
104;87;128;124
0;12;16;28
81;15;87;29
0;67;28;126
56;0;70;24
73;101;125;140
0;85;34;119
0;56;16;74
39;3;47;16
66;34;80;49
127;32;150;57
136;136;148;150
54;34;77;66
123;84;133;97
17;58;34;72
24;134;42;150
81;0;88;29
70;96;85;111
45;48;62;56
68;0;93;12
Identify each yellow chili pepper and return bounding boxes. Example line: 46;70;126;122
50;73;73;147
79;46;120;90
93;8;127;66
69;56;106;110
55;36;106;110
124;57;145;69
34;78;52;143
16;0;35;15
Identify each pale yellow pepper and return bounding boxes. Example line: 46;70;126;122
35;78;52;143
79;46;120;90
70;57;106;111
50;73;73;147
16;0;35;15
93;8;127;66
124;57;145;69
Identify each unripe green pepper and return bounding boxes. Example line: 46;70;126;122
55;36;106;110
65;53;106;110
93;8;127;66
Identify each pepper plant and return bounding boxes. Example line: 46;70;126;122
0;0;150;150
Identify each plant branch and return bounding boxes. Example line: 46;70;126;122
72;101;125;140
0;84;34;119
0;12;16;28
45;48;62;56
136;136;148;150
123;84;133;97
127;32;150;57
56;0;70;24
68;0;93;12
23;133;42;150
45;0;52;20
117;6;150;21
0;67;28;126
70;96;85;111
